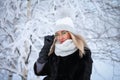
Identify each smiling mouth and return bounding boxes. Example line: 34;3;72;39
60;40;65;44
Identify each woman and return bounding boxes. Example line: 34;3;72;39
34;17;93;80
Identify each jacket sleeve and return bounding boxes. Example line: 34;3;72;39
34;61;50;76
83;48;93;80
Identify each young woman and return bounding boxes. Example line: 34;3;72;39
34;17;93;80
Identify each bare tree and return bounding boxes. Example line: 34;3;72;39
0;0;120;80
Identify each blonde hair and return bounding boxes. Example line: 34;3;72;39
48;32;88;57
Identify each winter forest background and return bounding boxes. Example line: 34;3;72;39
0;0;120;80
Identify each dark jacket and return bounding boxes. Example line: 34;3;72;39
34;48;93;80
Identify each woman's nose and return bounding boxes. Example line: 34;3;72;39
58;35;64;43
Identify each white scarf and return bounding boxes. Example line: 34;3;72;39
55;39;77;57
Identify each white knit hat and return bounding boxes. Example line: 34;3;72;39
54;17;77;34
53;6;77;34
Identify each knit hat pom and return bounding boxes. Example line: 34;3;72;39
54;7;77;34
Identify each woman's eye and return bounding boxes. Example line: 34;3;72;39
62;31;67;34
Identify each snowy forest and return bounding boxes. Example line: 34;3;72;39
0;0;120;80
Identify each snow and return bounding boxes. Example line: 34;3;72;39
0;0;120;80
92;59;113;80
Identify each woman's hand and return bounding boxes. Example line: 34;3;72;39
37;35;54;63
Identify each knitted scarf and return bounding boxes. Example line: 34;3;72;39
55;39;77;57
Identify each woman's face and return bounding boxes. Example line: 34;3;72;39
55;30;71;44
